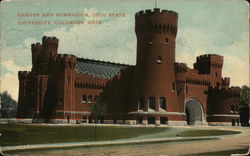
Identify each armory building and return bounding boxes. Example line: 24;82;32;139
17;8;240;126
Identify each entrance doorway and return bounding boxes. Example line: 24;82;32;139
185;98;204;125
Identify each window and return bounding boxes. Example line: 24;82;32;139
159;97;166;110
157;56;162;64
82;95;87;104
149;37;153;44
88;95;92;104
165;38;168;45
94;96;98;103
138;97;145;110
67;76;70;85
230;105;235;112
185;86;188;93
149;97;156;110
235;106;239;113
59;98;63;105
214;72;218;78
172;82;176;91
216;82;220;87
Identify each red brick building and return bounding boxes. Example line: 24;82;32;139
17;8;240;126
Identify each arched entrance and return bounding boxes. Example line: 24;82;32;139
185;98;204;125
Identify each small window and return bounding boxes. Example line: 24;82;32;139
157;56;162;64
185;86;188;93
149;97;156;110
214;72;218;78
159;97;166;110
67;76;70;85
165;38;168;45
230;105;235;112
216;82;220;87
82;95;87;104
172;82;176;91
59;98;63;105
94;96;98;103
235;106;239;113
88;95;92;104
138;97;145;110
149;38;153;44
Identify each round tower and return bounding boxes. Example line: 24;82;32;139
129;8;180;124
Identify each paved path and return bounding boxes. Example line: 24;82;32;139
3;126;250;155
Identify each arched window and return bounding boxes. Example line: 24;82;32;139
159;97;166;110
165;38;168;45
157;56;162;64
185;86;188;93
230;105;235;113
82;95;86;104
59;98;63;105
138;97;145;110
149;97;156;110
172;82;176;91
88;95;92;104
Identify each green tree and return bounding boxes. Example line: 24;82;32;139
89;95;107;141
240;85;250;105
0;91;17;118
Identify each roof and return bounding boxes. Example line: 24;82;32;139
75;58;132;78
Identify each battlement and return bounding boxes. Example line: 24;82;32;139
135;8;178;17
221;77;230;87
209;86;240;96
174;62;189;72
18;71;32;80
54;54;77;69
135;8;178;36
196;54;223;66
42;36;59;47
186;69;210;86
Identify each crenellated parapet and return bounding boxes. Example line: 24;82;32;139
54;54;77;69
31;36;59;66
175;62;189;72
18;71;32;81
135;8;178;36
221;77;230;87
193;54;223;75
186;69;210;86
209;86;240;97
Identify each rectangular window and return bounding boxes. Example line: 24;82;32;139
235;106;239;113
59;98;63;105
159;97;166;110
67;76;70;85
138;97;145;110
149;97;156;110
230;105;235;112
88;95;92;104
82;95;86;104
172;82;176;91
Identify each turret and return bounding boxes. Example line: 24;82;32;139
131;8;179;113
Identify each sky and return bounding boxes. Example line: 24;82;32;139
0;0;249;101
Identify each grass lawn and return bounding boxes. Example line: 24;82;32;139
0;124;241;147
0;124;167;146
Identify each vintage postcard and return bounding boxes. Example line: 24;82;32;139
0;0;249;155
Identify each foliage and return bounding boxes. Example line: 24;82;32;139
0;91;17;118
89;95;107;121
240;85;250;105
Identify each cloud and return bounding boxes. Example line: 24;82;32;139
43;8;136;65
1;60;31;100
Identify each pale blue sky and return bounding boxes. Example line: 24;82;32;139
0;0;249;100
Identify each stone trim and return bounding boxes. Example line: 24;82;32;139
128;111;185;116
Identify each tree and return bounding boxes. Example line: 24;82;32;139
89;95;107;141
240;85;250;105
0;91;17;118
